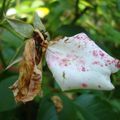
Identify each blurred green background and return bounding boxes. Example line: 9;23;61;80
0;0;120;120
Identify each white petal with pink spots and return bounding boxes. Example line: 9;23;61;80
46;33;120;91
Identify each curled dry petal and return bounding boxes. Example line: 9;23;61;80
51;96;63;112
10;39;42;103
46;33;120;91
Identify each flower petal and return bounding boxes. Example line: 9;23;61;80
46;33;120;91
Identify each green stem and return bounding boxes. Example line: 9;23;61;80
0;49;6;67
71;0;91;24
9;42;24;64
5;0;11;12
0;0;7;19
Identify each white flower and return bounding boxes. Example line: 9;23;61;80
6;8;16;16
46;33;120;91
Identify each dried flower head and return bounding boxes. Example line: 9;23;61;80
10;39;42;102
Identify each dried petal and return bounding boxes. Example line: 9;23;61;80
46;33;120;91
10;39;42;102
51;96;63;112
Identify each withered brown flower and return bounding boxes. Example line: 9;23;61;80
10;38;42;103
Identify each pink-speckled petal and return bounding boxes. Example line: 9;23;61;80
45;33;120;91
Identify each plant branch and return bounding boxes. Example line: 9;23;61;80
5;0;11;12
71;0;91;24
0;0;12;21
0;49;6;67
0;0;6;19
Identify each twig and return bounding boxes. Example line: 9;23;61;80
0;49;6;67
0;0;6;19
71;0;91;24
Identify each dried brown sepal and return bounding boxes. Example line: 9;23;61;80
48;36;63;46
33;30;48;64
51;96;63;112
10;39;42;103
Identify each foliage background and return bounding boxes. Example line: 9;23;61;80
0;0;120;120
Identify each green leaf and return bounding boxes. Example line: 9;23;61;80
0;76;18;112
33;12;46;32
111;99;120;112
6;57;22;70
7;42;24;68
74;94;119;120
57;94;81;120
37;93;85;120
0;0;11;20
80;1;93;8
37;94;84;120
7;19;34;38
103;24;120;45
0;109;16;120
37;95;58;120
42;71;55;96
0;27;23;47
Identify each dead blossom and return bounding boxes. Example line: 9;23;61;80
9;29;50;103
10;39;42;103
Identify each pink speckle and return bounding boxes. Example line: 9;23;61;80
78;59;85;64
81;83;88;87
104;59;113;66
81;67;86;71
111;59;120;69
99;50;105;57
112;60;116;63
74;34;89;41
74;35;80;40
106;60;112;65
105;64;108;66
59;58;70;67
92;61;104;67
101;65;103;67
93;50;98;57
66;54;78;60
107;60;111;63
115;60;120;69
77;65;89;72
92;61;100;65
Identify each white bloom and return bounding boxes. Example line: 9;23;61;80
6;8;16;16
46;33;120;91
